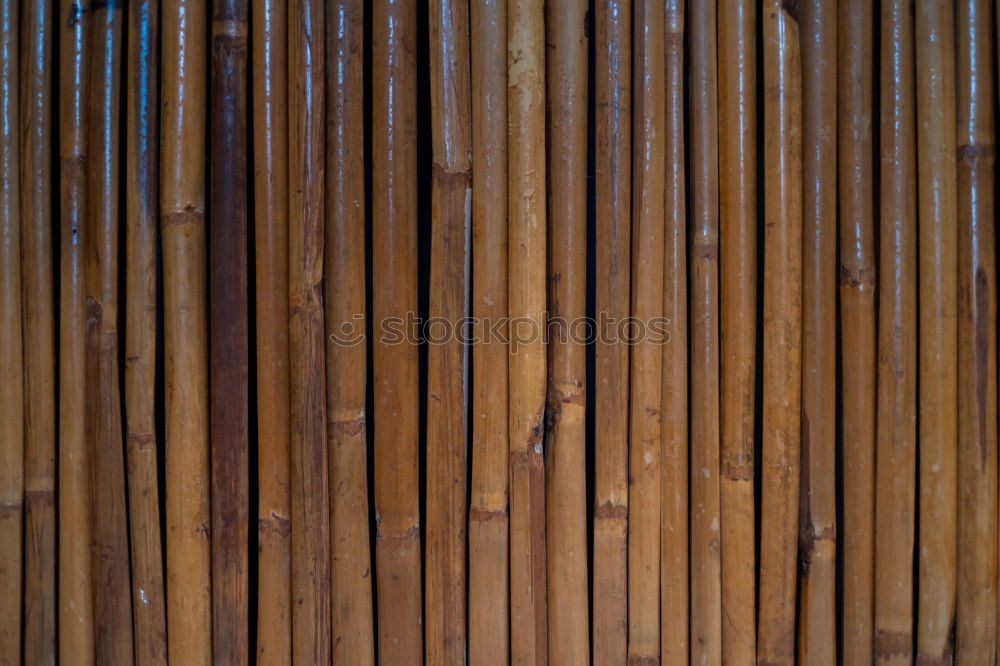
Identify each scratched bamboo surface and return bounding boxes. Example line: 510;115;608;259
3;4;1000;664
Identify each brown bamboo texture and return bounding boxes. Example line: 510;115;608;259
717;0;755;661
252;0;292;660
20;0;56;661
0;2;21;661
58;0;94;662
593;0;630;661
373;0;423;662
545;0;588;662
85;2;134;662
798;0;836;661
838;1;876;661
661;1;687;663
758;0;802;663
161;0;212;661
956;0;999;660
914;1;958;662
325;0;374;663
689;0;722;661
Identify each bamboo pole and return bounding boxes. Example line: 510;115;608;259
252;0;292;661
373;0;423;661
125;0;167;662
758;1;802;663
0;2;21;661
798;0;836;662
58;0;94;662
288;0;331;661
325;0;374;663
914;1;958;662
661;1;687;663
956;0;998;660
20;0;56;661
508;0;548;661
838;1;876;662
717;0;755;661
874;2;918;663
210;0;250;662
85;2;134;662
544;0;588;662
592;0;629;661
161;0;212;661
689;0;722;661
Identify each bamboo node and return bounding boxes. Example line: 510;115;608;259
874;629;912;659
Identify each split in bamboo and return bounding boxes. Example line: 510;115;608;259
837;1;876;661
955;0;998;660
914;1;958;662
252;0;292;661
325;0;374;663
469;0;510;661
161;0;212;661
592;0;630;661
758;1;803;663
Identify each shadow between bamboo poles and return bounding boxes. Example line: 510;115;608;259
914;1;958;662
874;1;918;663
797;0;837;661
628;0;665;661
592;0;630;661
717;0;755;661
544;0;588;662
955;0;999;660
425;0;472;662
325;1;374;663
689;0;722;661
508;0;548;661
0;2;21;662
85;2;134;663
58;0;95;662
210;0;250;662
20;0;56;661
661;1;687;663
372;0;423;661
837;1;876;661
251;0;292;661
288;0;332;661
469;0;510;663
161;0;212;661
758;1;802;664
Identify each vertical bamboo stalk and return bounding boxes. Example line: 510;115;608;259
20;0;55;661
469;1;510;662
373;0;423;661
689;0;722;661
0;2;20;662
125;0;167;663
252;0;292;661
661;1;687;662
758;1;802;663
914;1;958;662
956;0;998;660
85;2;134;662
593;0;630;661
289;0;331;661
717;0;755;661
874;1;918;663
508;0;547;661
161;0;212;661
544;0;588;662
210;0;250;662
798;0;836;662
58;0;94;662
838;1;876;661
325;0;374;663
